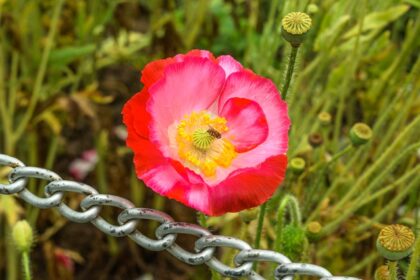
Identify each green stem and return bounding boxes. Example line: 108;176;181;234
254;202;267;250
343;252;378;275
330;144;354;163
281;46;299;100
334;117;420;211
197;212;207;228
22;252;31;280
388;261;398;280
6;233;17;280
356;165;420;210
322;149;420;236
0;43;14;154
253;202;267;271
13;0;64;142
355;175;420;233
406;230;420;280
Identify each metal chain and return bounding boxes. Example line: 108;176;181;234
0;154;361;280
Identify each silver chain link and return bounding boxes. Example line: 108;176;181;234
0;154;361;280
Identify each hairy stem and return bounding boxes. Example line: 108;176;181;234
281;46;299;100
406;230;420;280
22;252;31;280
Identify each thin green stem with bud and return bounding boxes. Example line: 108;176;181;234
274;194;302;252
388;261;398;280
252;202;267;272
254;202;267;250
197;212;207;228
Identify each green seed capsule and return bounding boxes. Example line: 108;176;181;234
349;123;372;146
308;132;323;148
289;157;306;174
281;12;312;47
376;224;415;261
306;221;322;241
318;112;332;126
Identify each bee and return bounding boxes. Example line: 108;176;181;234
207;126;222;139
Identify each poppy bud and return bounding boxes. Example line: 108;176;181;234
374;265;390;280
350;123;372;146
376;224;415;261
12;220;34;253
281;12;312;47
307;4;319;14
281;224;308;261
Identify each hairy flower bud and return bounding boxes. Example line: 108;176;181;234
12;220;34;253
281;225;308;261
374;265;390;280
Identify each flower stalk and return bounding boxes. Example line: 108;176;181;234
280;12;311;100
406;230;420;280
281;46;299;100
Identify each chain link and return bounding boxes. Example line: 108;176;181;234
0;154;361;280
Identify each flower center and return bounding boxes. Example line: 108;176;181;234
176;111;236;177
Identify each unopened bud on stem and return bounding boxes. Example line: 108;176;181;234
12;220;34;253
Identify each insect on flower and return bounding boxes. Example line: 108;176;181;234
123;50;290;216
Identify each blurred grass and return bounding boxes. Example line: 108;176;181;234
0;0;419;279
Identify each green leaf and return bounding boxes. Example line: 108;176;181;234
315;15;351;51
49;44;96;66
343;5;410;39
404;0;420;8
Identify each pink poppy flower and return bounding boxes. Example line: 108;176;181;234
123;50;290;216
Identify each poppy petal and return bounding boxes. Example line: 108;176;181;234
220;97;268;153
147;57;225;156
122;88;151;139
217;71;290;171
141;57;176;88
217;55;243;77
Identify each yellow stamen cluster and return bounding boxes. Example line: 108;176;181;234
176;111;236;177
